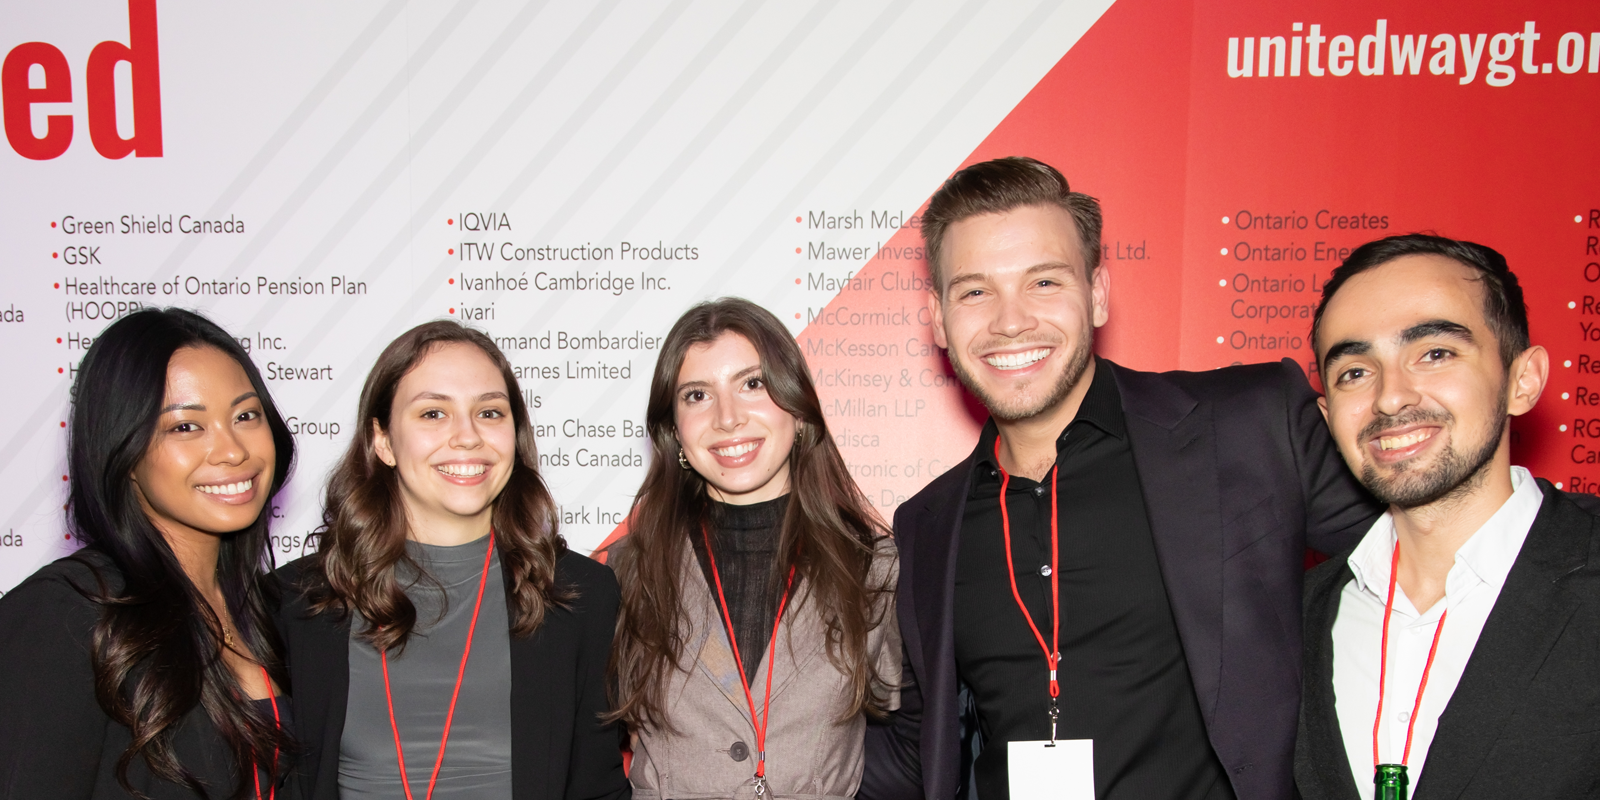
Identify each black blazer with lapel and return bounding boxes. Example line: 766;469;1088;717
272;550;630;800
861;358;1379;800
0;551;300;800
1296;481;1600;800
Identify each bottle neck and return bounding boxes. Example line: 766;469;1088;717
1374;764;1410;800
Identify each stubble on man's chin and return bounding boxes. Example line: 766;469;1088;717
1358;396;1509;511
949;335;1094;423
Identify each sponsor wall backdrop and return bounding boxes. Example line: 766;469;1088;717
1;0;1596;591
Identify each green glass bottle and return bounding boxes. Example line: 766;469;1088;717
1374;764;1409;800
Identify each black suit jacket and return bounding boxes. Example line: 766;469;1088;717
0;551;298;800
1296;481;1600;799
271;550;629;800
862;358;1380;800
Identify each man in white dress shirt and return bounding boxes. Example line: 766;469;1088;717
1294;233;1600;799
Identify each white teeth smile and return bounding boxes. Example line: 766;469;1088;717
198;479;252;495
1379;430;1433;451
984;348;1049;370
437;463;487;477
713;442;758;458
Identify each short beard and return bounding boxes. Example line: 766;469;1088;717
1358;393;1509;510
948;329;1094;423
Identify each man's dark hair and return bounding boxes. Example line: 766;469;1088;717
1312;233;1530;372
921;156;1102;292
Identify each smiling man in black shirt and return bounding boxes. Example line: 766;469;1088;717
860;157;1379;800
958;365;1225;799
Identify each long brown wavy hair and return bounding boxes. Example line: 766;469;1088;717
67;308;296;799
305;320;568;651
606;298;893;731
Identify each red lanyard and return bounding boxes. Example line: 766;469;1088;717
1372;540;1448;768
254;665;281;800
993;437;1062;740
700;525;797;798
380;534;496;800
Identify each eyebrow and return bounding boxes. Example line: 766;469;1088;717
944;261;1077;292
408;390;510;403
1322;320;1476;368
1398;319;1475;345
158;391;258;414
943;272;984;292
1026;261;1076;276
676;365;762;393
1321;339;1370;366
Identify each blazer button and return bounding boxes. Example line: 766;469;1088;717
729;741;749;762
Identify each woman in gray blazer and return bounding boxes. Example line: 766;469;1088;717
606;298;901;800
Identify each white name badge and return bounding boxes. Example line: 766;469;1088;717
1008;739;1094;800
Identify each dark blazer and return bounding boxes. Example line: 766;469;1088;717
0;550;296;800
272;549;629;800
861;358;1380;800
1296;481;1600;799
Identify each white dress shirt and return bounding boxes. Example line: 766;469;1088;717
1330;466;1543;799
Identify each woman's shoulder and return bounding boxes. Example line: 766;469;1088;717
2;549;121;609
556;547;619;598
551;549;621;629
0;550;118;654
593;532;633;566
270;551;319;589
869;531;898;556
868;532;899;582
266;552;333;623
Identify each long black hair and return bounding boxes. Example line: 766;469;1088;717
67;307;296;799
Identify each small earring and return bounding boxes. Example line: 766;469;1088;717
678;448;691;470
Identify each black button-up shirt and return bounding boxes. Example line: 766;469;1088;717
954;359;1234;800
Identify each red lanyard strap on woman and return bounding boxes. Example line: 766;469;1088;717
701;524;797;800
254;665;281;800
1373;540;1448;770
381;533;496;800
994;437;1062;742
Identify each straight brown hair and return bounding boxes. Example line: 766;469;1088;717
305;320;568;651
606;298;893;731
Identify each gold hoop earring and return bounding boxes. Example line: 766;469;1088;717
678;448;691;470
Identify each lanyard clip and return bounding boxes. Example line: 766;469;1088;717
753;774;769;799
1048;697;1060;745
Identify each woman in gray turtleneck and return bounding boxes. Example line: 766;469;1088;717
273;321;628;800
607;299;901;800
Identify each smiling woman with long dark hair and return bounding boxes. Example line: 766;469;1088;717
272;320;627;800
0;308;298;800
607;298;901;800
